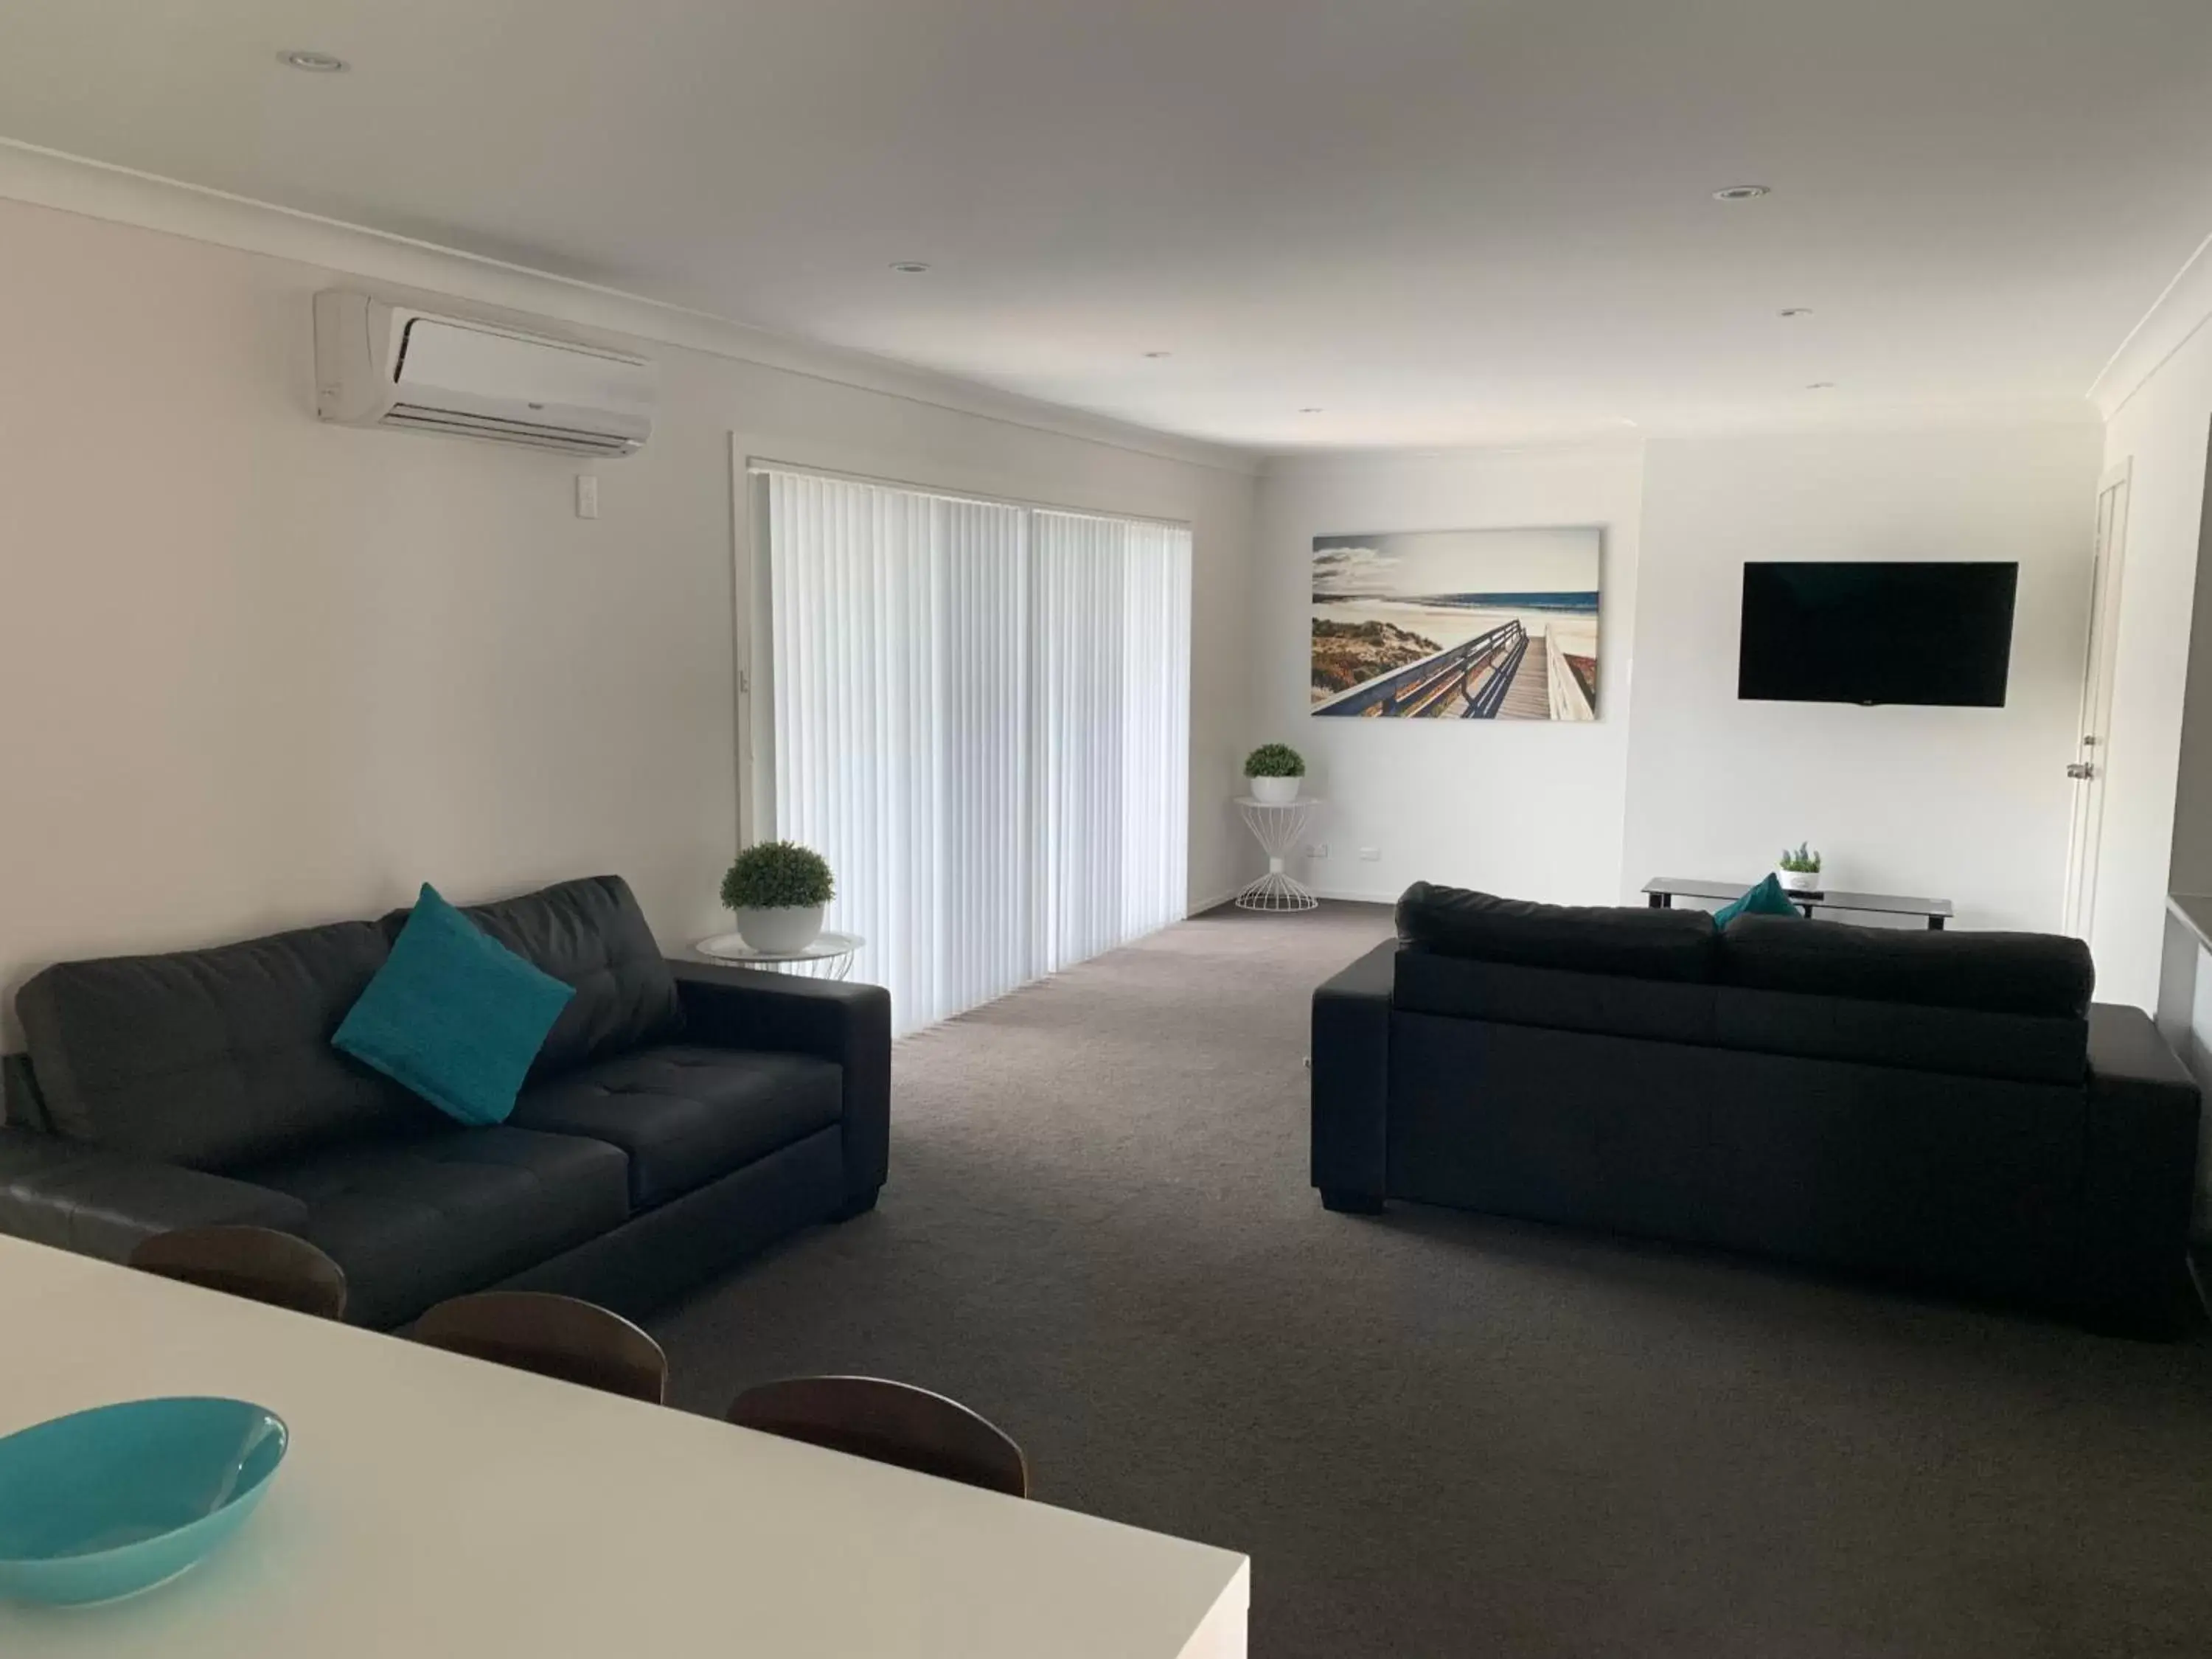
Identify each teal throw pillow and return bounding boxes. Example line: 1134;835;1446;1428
1712;872;1804;930
333;883;575;1126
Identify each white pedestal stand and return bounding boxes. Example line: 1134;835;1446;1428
1234;796;1323;912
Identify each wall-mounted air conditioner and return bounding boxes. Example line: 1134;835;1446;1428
313;291;655;456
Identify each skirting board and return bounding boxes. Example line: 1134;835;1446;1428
1186;886;1248;916
1301;883;1400;905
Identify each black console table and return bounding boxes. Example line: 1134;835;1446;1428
1643;876;1953;931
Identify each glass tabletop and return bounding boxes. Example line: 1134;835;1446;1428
1641;877;1952;917
694;930;865;964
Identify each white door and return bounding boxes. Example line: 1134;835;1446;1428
2061;460;2132;939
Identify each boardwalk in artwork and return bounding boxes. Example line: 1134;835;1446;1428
1498;634;1550;719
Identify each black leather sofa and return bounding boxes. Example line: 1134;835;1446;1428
1312;882;2203;1332
0;875;890;1328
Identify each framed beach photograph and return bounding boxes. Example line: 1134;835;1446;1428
1310;526;1601;720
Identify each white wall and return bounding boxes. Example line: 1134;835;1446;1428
0;192;1257;1040
1251;429;2101;939
2153;914;2212;1238
1253;443;1645;904
1620;425;2101;936
2099;321;2212;1010
8;142;2180;1040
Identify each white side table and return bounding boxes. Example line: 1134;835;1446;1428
1234;796;1323;912
692;929;865;980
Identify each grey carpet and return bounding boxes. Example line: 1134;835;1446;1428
653;902;2212;1659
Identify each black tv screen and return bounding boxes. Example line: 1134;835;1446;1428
1737;561;2018;707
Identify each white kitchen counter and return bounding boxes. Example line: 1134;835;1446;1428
0;1236;1248;1658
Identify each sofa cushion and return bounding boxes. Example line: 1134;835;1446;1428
336;885;577;1127
1393;950;1719;1045
243;1124;630;1329
508;1045;844;1209
1717;914;2095;1018
1394;882;1717;983
0;1126;313;1262
1711;984;2088;1085
382;876;683;1083
15;920;425;1170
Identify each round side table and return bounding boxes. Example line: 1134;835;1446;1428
1234;796;1323;912
692;930;864;980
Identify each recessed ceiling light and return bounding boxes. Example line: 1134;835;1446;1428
1806;381;1835;390
1711;184;1770;201
1143;350;1172;359
1778;307;1813;318
889;261;931;274
279;50;348;72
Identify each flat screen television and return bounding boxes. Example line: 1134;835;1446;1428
1737;561;2019;707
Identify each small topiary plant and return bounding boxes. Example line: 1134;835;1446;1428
1778;843;1822;874
721;841;835;911
1243;742;1307;779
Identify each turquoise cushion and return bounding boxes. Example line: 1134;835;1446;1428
1712;873;1804;930
333;884;576;1126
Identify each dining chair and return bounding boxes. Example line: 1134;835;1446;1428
412;1291;669;1404
727;1376;1029;1498
128;1225;349;1320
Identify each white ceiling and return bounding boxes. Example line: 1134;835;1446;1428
7;0;2211;451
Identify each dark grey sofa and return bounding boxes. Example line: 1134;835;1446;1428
0;875;889;1328
1312;882;2203;1332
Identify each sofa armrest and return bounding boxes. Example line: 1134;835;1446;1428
672;963;892;1203
0;1127;310;1262
1312;942;1397;1207
2076;1004;2203;1333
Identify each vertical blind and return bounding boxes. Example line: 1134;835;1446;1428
760;467;1192;1035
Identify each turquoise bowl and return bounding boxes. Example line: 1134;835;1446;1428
0;1397;288;1606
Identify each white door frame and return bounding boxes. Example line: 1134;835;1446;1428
2062;457;2132;940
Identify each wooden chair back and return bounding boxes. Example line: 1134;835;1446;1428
413;1291;668;1404
129;1225;349;1320
728;1376;1029;1498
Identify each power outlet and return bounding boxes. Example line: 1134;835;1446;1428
1359;846;1382;862
1307;843;1329;859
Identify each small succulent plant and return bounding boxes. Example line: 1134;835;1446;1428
721;841;835;910
1243;742;1307;779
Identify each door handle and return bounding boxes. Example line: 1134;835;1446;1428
2066;762;2096;780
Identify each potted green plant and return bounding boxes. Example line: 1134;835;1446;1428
1776;843;1823;895
1244;742;1307;804
720;841;836;953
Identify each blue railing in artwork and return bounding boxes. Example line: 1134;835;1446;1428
1312;619;1528;718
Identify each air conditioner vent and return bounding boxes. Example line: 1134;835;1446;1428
315;291;655;456
383;404;644;456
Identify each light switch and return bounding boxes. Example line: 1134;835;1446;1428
575;476;599;519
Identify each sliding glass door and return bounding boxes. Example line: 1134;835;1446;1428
758;467;1191;1034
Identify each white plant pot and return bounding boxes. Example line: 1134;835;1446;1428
1249;776;1301;804
731;904;825;954
1777;869;1822;894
